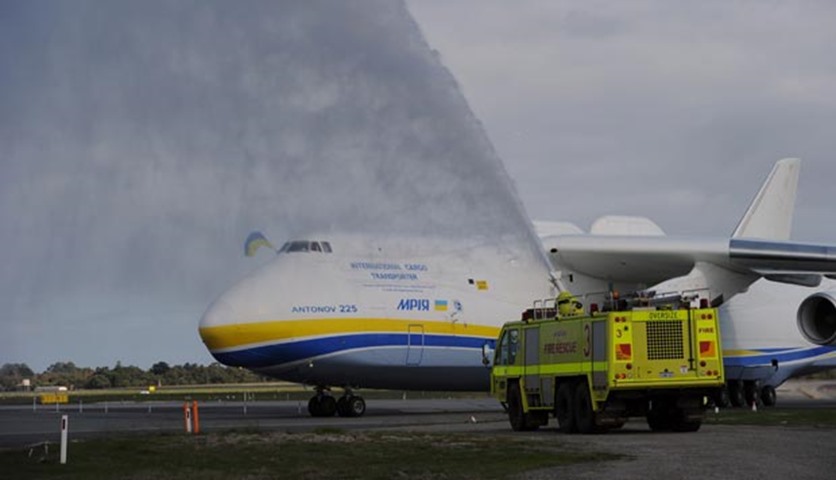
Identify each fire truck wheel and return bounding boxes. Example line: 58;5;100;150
507;383;525;431
555;382;576;433
507;383;539;432
646;402;674;431
672;415;702;432
573;383;602;434
761;385;777;407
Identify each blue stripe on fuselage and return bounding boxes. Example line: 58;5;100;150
211;333;495;369
724;346;836;367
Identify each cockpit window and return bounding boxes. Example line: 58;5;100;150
286;241;310;252
279;240;333;254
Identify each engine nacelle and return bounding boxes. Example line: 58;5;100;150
797;292;836;346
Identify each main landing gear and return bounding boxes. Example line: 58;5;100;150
307;387;366;417
716;381;778;408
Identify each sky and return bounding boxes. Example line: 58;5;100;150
407;1;836;241
2;1;835;372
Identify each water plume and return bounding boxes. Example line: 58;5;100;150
0;0;546;369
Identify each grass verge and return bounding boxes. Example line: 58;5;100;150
0;430;614;480
704;407;836;428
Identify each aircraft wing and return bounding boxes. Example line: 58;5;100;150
549;235;836;286
540;158;836;304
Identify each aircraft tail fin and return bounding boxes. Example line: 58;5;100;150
732;158;800;241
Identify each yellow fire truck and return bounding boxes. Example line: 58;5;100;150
491;292;724;433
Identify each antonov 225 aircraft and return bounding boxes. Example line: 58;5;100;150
199;158;836;417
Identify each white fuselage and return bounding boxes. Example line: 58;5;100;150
199;236;836;390
199;235;555;390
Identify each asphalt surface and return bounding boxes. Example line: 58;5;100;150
1;381;835;479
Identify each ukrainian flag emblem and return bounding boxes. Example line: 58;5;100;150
434;300;448;311
244;231;275;257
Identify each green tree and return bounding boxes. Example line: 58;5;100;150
85;374;112;389
0;363;35;391
150;361;170;376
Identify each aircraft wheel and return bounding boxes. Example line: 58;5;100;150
574;382;603;434
308;396;323;417
319;395;337;417
715;387;731;408
347;396;366;417
728;381;745;408
744;381;761;407
555;381;576;433
761;385;777;407
336;396;350;417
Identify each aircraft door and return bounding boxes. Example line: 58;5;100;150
406;324;424;366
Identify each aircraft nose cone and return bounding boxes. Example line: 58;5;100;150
199;297;240;358
200;298;238;329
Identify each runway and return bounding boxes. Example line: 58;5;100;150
0;380;834;450
1;381;835;479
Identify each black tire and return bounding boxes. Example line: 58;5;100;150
728;381;745;408
507;383;526;431
320;395;337;417
555;382;576;433
347;396;366;417
608;421;626;431
646;409;670;431
574;382;602;434
308;396;322;417
716;387;731;408
672;417;702;432
336;396;350;417
647;399;674;432
744;381;761;407
507;383;539;431
761;385;777;407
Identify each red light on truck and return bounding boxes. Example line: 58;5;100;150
616;343;632;360
700;341;716;357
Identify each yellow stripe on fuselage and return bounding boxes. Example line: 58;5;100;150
723;349;771;357
199;317;501;351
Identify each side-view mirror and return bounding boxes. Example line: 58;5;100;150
481;343;494;367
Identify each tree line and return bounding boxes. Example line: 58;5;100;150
0;361;269;391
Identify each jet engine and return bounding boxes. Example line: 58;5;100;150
797;292;836;345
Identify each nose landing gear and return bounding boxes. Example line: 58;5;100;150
307;387;366;417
